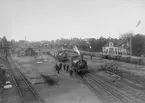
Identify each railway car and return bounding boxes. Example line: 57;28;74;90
56;51;69;62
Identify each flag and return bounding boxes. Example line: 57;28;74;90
73;45;80;55
136;20;141;27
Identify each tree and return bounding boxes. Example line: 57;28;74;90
119;33;133;40
2;36;7;43
132;34;145;56
119;33;145;56
11;39;15;43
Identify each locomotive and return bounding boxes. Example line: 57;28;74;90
71;55;88;74
56;50;69;62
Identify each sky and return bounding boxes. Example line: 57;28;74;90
0;0;145;41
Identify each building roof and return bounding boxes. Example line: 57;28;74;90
103;38;128;47
116;39;127;47
25;47;36;53
103;38;118;47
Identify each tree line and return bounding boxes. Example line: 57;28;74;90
50;33;145;56
10;33;145;56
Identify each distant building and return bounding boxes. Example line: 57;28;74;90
17;48;25;57
18;50;25;57
20;43;28;48
25;48;36;56
17;48;36;57
102;39;130;55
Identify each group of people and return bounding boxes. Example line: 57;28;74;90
54;62;74;78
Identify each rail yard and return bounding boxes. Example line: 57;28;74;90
1;49;145;103
1;0;145;103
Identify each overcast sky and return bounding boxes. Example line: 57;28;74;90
0;0;145;41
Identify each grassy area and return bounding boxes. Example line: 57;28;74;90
84;55;145;77
12;54;56;84
12;54;102;103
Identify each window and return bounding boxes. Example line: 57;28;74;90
127;43;129;47
122;44;124;47
109;48;114;54
109;42;113;47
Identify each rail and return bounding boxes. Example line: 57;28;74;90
91;72;145;102
8;57;45;103
78;74;125;103
87;73;140;103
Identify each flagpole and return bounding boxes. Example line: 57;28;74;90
130;20;141;56
130;35;132;56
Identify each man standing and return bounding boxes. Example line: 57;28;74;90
69;68;73;78
54;63;60;74
69;63;75;78
63;64;66;71
59;63;62;70
66;65;69;72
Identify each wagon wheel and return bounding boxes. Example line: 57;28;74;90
112;65;118;71
105;63;113;71
101;64;108;70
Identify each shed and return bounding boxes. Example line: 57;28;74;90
25;48;36;56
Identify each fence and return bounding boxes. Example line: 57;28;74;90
65;49;145;65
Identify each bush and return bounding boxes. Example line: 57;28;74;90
125;57;131;63
116;55;121;61
138;59;143;65
130;58;138;64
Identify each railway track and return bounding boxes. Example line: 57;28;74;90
79;74;124;103
92;72;145;103
8;57;45;103
87;73;137;103
104;70;145;90
123;71;145;86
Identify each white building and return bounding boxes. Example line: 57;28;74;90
102;39;130;55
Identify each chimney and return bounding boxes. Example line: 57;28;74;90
80;54;83;60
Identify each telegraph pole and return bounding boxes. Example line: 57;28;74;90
130;35;132;56
130;20;141;56
25;36;27;48
25;36;26;41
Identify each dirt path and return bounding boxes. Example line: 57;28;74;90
13;55;103;103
